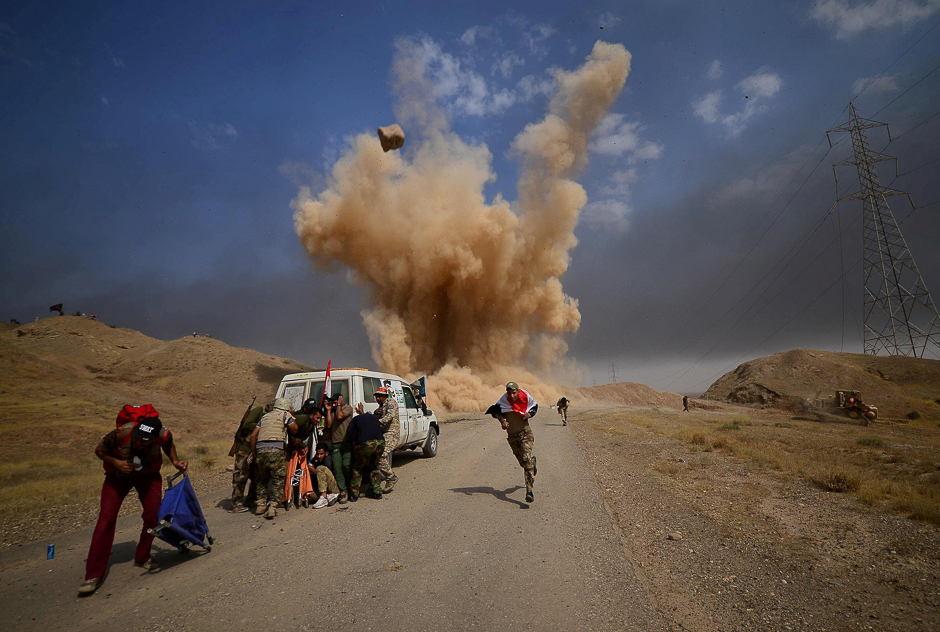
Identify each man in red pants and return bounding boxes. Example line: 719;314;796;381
78;414;187;596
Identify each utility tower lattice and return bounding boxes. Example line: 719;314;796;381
827;102;940;358
609;363;619;384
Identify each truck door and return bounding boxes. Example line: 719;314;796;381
387;380;408;447
401;387;422;445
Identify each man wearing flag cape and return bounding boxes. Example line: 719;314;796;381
489;382;539;503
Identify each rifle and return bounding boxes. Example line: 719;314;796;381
228;396;257;457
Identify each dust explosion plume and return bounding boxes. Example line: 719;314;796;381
292;40;631;409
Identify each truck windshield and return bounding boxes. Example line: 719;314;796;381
310;379;349;405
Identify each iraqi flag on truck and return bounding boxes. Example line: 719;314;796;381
319;360;332;409
410;375;427;398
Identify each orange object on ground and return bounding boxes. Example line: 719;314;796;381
284;448;314;504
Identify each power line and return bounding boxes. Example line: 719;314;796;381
871;58;940;119
661;205;864;388
638;138;845;377
689;257;866;391
851;16;940;102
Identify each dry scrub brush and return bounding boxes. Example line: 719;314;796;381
597;407;940;526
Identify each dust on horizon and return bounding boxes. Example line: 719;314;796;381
292;39;631;410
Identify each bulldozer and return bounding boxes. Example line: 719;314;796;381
806;389;878;425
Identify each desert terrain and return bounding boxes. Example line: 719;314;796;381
1;316;939;630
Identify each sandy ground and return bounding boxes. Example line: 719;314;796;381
3;406;938;631
570;405;940;632
0;414;664;632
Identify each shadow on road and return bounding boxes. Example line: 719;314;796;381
450;485;529;509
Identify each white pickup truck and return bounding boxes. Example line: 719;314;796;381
274;368;439;457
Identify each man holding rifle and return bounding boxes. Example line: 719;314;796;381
229;397;263;513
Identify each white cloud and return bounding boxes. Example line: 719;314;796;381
590;114;665;163
707;59;724;80
584;118;663;233
460;25;495;46
523;23;556;57
582;199;631;231
100;95;109;106
692;69;783;136
189;121;239;149
693;91;723;124
600;169;638;197
516;72;554;102
810;0;940;40
0;21;37;68
737;70;782;98
852;71;904;95
492;51;524;79
407;35;519;116
597;12;622;28
104;43;125;68
713;147;810;207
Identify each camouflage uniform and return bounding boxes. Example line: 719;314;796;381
507;426;536;491
231;451;251;505
556;397;569;425
232;406;264;505
313;465;340;495
350;439;385;496
376;397;400;486
254;449;288;508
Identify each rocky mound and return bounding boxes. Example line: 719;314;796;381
576;381;684;409
0;316;321;545
702;348;940;421
0;316;317;451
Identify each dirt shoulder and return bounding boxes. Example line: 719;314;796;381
570;405;940;632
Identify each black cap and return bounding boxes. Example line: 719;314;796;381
131;417;162;441
302;398;318;411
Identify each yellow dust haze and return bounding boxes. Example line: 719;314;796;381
292;40;631;410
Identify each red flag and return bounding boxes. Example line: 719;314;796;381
319;360;332;410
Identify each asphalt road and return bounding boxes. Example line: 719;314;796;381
0;415;665;632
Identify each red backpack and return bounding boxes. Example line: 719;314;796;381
115;404;160;429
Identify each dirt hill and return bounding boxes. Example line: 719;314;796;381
0;316;316;543
576;381;686;409
702;348;940;422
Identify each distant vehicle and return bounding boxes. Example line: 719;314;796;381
807;389;878;425
274;368;439;457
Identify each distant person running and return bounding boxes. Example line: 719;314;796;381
489;382;539;503
683;395;690;412
556;396;569;425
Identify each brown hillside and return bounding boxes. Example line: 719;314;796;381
703;348;940;422
0;316;317;544
576;381;685;409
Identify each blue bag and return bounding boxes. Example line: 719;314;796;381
149;473;214;554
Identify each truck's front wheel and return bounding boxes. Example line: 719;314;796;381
423;426;438;458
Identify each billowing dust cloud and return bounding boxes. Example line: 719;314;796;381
292;40;631;410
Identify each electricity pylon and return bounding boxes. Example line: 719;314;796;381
827;102;940;358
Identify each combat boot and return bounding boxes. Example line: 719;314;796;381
264;502;277;519
525;489;534;503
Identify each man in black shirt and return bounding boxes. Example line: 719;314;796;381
346;413;386;501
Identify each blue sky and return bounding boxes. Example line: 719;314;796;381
2;0;939;393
